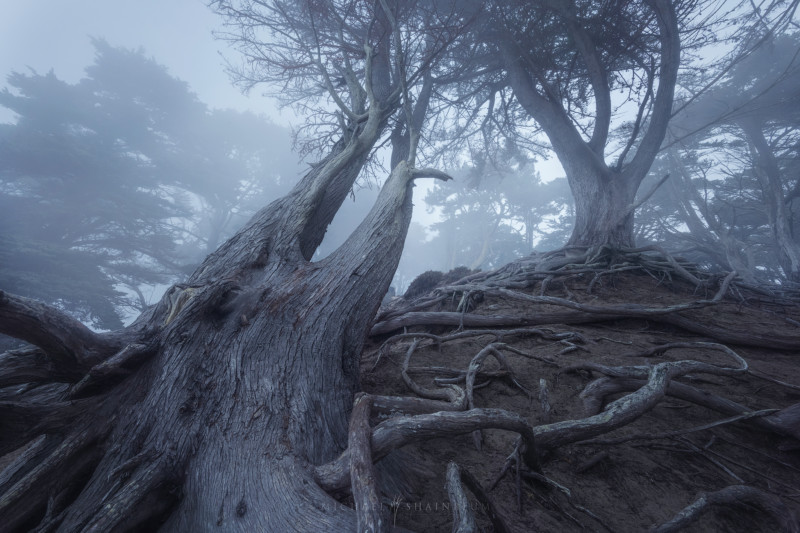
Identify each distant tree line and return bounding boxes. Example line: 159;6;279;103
0;40;300;330
637;32;800;283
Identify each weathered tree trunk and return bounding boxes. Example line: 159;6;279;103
500;0;680;249
0;97;452;530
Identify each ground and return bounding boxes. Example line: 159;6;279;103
361;259;800;532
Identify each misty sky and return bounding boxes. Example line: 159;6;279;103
0;0;284;123
0;2;566;178
0;1;449;244
0;0;572;276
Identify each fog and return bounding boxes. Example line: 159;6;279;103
0;0;453;327
1;1;799;332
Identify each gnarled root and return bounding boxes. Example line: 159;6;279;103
349;393;385;532
0;424;107;532
652;485;800;533
444;462;477;533
535;346;747;451
315;407;541;494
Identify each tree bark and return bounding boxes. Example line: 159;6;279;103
0;99;450;530
566;165;640;248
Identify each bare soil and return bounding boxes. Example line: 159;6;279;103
361;270;800;532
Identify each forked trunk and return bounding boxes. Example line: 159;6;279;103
0;87;451;530
52;159;427;532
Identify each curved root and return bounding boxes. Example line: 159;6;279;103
652;485;799;533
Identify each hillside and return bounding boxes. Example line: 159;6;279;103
361;248;800;532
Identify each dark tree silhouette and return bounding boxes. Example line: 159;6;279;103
647;31;800;282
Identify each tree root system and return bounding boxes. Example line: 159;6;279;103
358;248;800;532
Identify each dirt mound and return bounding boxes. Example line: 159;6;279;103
403;267;480;300
361;264;800;532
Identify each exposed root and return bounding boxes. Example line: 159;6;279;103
68;343;156;399
370;328;581;370
580;376;799;439
465;343;529;449
539;378;552;423
349;393;384;533
0;290;120;369
371;393;466;417
315;407;541;493
375;250;800;350
576;409;779;446
444;462;477;533
78;455;175;533
457;466;511;533
0;435;53;495
534;347;747;451
361;252;800;531
400;340;463;404
0;347;79;388
0;397;98;456
652;485;800;533
0;424;106;531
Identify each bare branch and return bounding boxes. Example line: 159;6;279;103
623;0;681;181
